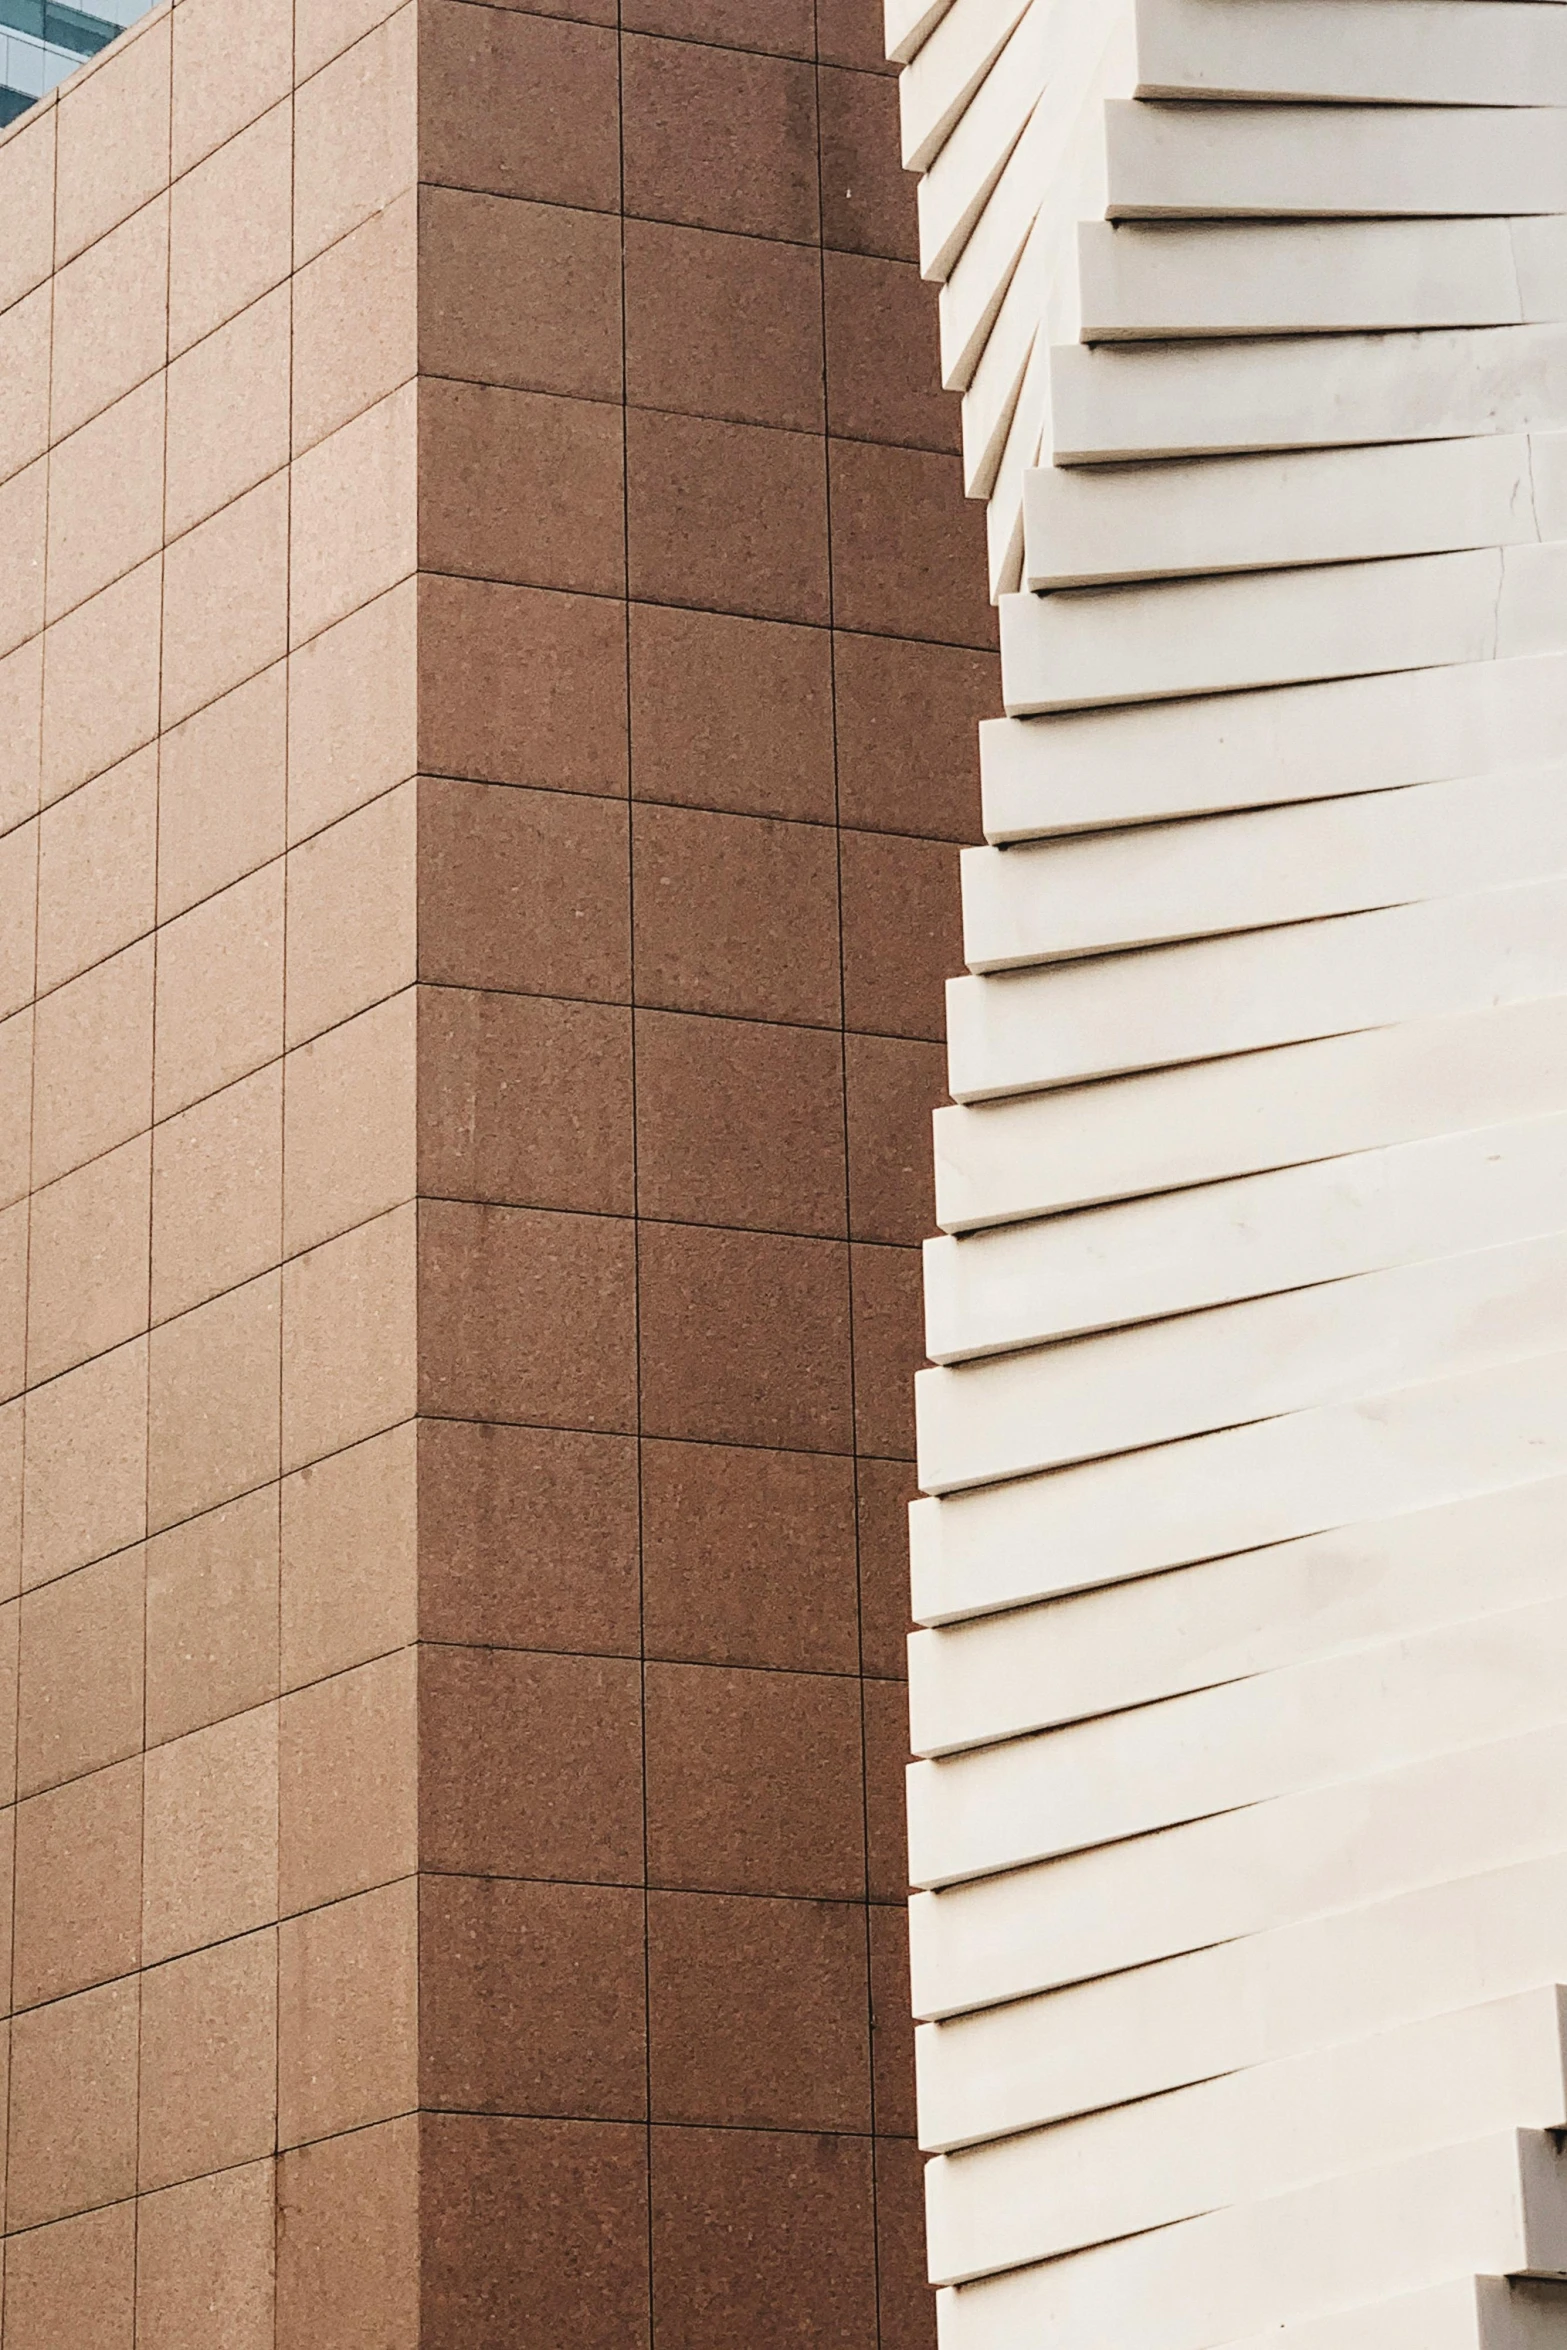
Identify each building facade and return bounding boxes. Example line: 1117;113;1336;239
894;3;1567;2348
13;1;1567;2346
0;1;996;2338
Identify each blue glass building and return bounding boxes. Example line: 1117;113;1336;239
1;0;154;126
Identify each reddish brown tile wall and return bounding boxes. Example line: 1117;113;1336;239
411;3;996;2340
0;0;997;2337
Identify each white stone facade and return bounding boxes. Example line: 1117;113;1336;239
893;3;1567;2342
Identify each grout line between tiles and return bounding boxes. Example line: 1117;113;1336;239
7;1623;907;1823
611;10;661;2337
126;19;172;2326
272;4;299;2316
813;5;890;2331
0;2095;915;2259
0;66;57;2299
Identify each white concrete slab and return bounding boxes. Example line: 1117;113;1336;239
918;1229;1567;1494
937;98;1050;394
900;0;1033;170
1076;216;1551;343
890;3;1567;2307
910;1344;1567;1621
978;651;1567;843
934;992;1567;1232
998;539;1567;717
940;11;1123;391
917;1851;1567;2144
1136;0;1567;107
909;1722;1567;2012
1223;2277;1567;2350
962;763;1567;972
917;1;1053;282
909;1473;1567;1754
1518;214;1567;323
1022;432;1539;594
909;1589;1567;1884
1049;321;1567;465
946;874;1567;1104
927;1989;1567;2283
935;2134;1567;2350
957;195;1064;490
1106;102;1567;222
980;326;1049;590
925;1107;1567;1360
887;0;953;65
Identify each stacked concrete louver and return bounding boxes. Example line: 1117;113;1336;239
890;3;1567;2345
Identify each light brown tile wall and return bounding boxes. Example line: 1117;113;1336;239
0;0;997;2339
0;0;423;2333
